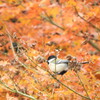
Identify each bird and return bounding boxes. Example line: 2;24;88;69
47;55;70;75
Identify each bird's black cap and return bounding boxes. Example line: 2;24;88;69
47;55;57;64
47;55;56;60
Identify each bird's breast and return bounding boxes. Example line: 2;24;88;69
49;63;68;73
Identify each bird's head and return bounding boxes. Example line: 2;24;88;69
47;55;57;64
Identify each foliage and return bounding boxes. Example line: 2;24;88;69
0;0;100;100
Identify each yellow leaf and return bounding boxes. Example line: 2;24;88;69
27;49;39;57
68;0;76;6
47;7;60;18
19;17;30;25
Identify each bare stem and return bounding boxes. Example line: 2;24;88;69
41;12;65;30
88;40;100;52
74;7;100;52
6;28;29;68
76;72;91;100
74;6;100;31
0;80;37;100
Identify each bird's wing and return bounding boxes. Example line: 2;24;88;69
55;59;69;64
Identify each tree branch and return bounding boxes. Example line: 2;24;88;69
74;6;100;31
48;72;91;100
41;12;65;30
0;80;37;100
88;40;100;52
74;7;100;52
76;72;91;99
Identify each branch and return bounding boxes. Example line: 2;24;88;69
41;12;65;30
76;72;91;99
74;6;100;31
74;7;100;52
88;40;100;52
80;61;89;64
48;72;91;100
0;80;37;100
7;73;21;91
5;28;29;68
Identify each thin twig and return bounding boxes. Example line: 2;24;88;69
7;73;20;91
74;7;100;52
0;80;37;100
80;61;89;64
41;12;65;30
88;40;100;52
76;72;91;99
74;6;100;31
6;28;30;68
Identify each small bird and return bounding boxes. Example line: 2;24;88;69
47;55;70;75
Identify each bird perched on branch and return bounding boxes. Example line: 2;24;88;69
47;55;89;75
47;55;70;75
